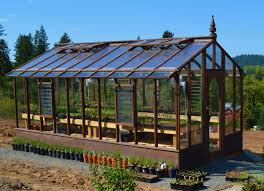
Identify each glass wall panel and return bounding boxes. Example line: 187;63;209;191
225;56;234;135
16;78;26;128
137;79;154;146
179;68;188;149
101;79;116;141
235;67;241;132
157;79;176;148
28;78;40;130
190;62;202;145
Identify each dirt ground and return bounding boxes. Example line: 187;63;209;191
243;130;264;155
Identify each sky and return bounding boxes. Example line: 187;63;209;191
1;0;264;60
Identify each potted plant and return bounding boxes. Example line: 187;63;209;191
61;149;66;159
142;159;150;174
101;153;107;165
161;162;168;177
167;161;176;178
97;153;102;165
78;150;84;162
128;156;136;171
155;164;163;178
88;151;93;163
112;152;121;167
65;149;70;159
122;157;128;169
106;153;112;166
25;143;30;152
70;149;75;160
149;160;156;175
137;158;144;173
83;151;88;163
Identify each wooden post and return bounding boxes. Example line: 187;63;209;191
25;78;30;129
66;78;70;135
175;75;180;150
187;63;192;147
80;78;86;137
233;64;236;132
153;79;158;147
97;79;102;140
13;78;18;129
114;79;120;142
38;78;43;131
51;79;56;133
132;79;138;144
221;50;225;138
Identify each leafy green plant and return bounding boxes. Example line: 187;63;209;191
242;177;264;191
89;165;136;191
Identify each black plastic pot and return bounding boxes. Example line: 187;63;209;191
40;148;45;155
169;168;176;178
156;168;163;178
143;166;150;174
29;145;33;153
61;151;66;159
19;144;24;151
129;164;135;171
78;153;84;162
47;149;52;157
25;145;29;152
11;143;15;150
74;153;79;161
36;147;41;155
149;167;156;175
13;144;18;150
33;146;37;154
56;150;61;158
137;166;143;173
65;152;70;160
52;150;57;158
70;152;75;160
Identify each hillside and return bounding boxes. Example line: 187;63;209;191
233;54;264;66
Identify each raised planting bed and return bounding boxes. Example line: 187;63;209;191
225;170;249;182
136;173;159;183
170;178;204;191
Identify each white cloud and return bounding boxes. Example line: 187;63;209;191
0;18;8;22
71;27;81;32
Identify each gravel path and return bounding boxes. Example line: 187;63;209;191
0;146;263;191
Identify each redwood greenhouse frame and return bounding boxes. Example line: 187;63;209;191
7;18;243;169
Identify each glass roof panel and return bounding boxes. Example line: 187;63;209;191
20;71;35;77
18;48;59;70
128;72;150;78
118;51;159;70
75;71;93;78
138;50;176;69
100;51;140;70
29;53;66;70
148;71;173;78
40;53;78;70
91;71;110;78
109;72;130;78
7;71;23;77
70;46;118;70
60;71;78;77
54;52;92;71
33;71;49;77
83;46;129;70
45;72;62;77
158;41;208;70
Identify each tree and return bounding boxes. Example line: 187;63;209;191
0;39;11;74
162;30;174;38
0;24;5;37
34;25;49;56
14;34;34;67
58;32;72;44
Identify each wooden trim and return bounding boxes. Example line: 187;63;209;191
233;64;236;132
25;78;30;129
114;79;119;142
38;78;44;131
80;78;86;137
187;63;191;147
175;75;180;150
13;78;18;128
212;42;216;69
66;78;70;135
132;79;138;144
51;79;56;133
153;79;158;147
97;79;102;140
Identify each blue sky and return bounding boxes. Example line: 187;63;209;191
1;0;264;60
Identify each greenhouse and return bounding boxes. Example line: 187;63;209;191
7;18;243;169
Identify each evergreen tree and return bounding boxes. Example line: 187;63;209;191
162;30;174;38
34;25;49;56
0;25;11;74
58;32;72;43
14;34;34;67
0;24;5;37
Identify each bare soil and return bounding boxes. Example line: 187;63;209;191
243;130;264;155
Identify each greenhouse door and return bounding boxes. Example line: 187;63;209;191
205;71;225;157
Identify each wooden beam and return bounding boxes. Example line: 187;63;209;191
51;79;56;133
97;79;102;140
114;79;119;142
187;63;191;147
153;79;158;147
66;78;70;135
13;78;18;128
132;79;138;144
80;78;86;137
25;78;30;129
175;75;180;150
38;78;44;131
